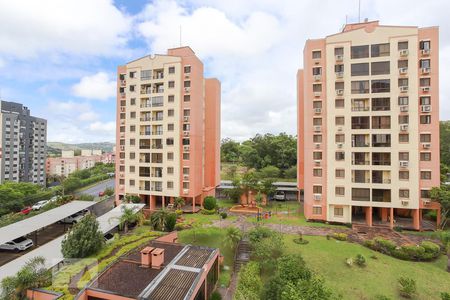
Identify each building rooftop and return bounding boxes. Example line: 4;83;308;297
88;239;218;299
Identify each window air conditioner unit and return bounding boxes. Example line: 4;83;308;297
336;89;344;96
184;87;191;92
183;131;189;136
314;143;321;149
399;67;408;75
313;126;322;132
399;161;409;168
400;86;409;93
421;49;430;56
337;126;343;131
313;194;322;201
421;67;431;74
399;49;409;56
421;86;430;92
335;54;343;61
335;71;344;78
421;105;431;113
183;175;189;180
314;108;322;114
422;143;431;149
314;160;321;166
400;106;409;112
183;189;189;195
337;143;343;148
314;92;321;97
183;145;190;152
183;116;190;122
400;124;409;131
314;75;322;81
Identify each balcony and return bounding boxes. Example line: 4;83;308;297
351;122;370;130
140;131;151;136
372;171;391;184
372;134;391;147
151;143;163;149
352;188;370;202
372;189;391;202
139;141;151;150
140;154;150;163
352;170;370;183
152;130;163;136
153;72;164;80
351;106;370;112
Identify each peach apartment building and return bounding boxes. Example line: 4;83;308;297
46;150;115;177
298;21;441;230
115;46;221;212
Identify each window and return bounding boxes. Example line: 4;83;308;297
335;169;345;178
313;186;322;194
312;50;321;59
313;118;322;126
421;189;431;199
129;180;135;187
335;64;344;73
398;60;408;69
420;59;430;69
184;95;190;102
372;116;390;129
420;96;431;105
184;65;191;73
167;181;174;189
168;81;175;88
313;84;322;92
183;153;190;160
420;134;431;143
335;116;344;125
168;109;174;117
130;125;136;132
398;41;408;50
335;82;344;91
129;85;135;92
398;78;408;88
130;98;136;105
351;63;369;76
420;115;431;124
130;139;135;146
183;182;190;189
166;167;174;175
398;115;409;125
168;66;175;74
335;152;345;161
399;189;409;198
129;71;136;78
183;109;190;116
130;111;136;119
312;67;322;75
420;78;431;87
129;152;135;159
167;95;174;103
335;99;344;108
421;171;432;180
399;152;409;161
313;101;322;109
335;47;344;56
313;168;322;177
419;40;431;50
334;207;344;217
371;61;390;75
352;188;370;201
399;134;409;143
168;124;174;131
399;171;409;180
184;81;191;88
313;135;322;143
398;96;409;106
141;70;151;80
352;116;370;129
420;152;431;161
166;138;174;146
167;152;174;160
335;187;345;196
335;134;345;143
351;45;369;59
371;80;390;93
372;98;390;111
371;43;390;57
351;80;369;94
313;152;322;160
129;166;135;173
312;206;322;215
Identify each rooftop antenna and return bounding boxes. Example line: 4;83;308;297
358;0;361;22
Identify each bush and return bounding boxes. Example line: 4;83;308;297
354;254;366;267
203;196;217;210
421;241;441;256
332;233;347;241
210;291;222;300
77;194;95;201
104;187;114;196
441;292;450;300
398;277;416;298
175;209;183;215
365;237;441;261
201;208;216;215
164;213;177;232
220;212;228;219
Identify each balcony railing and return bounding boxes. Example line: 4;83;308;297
352;160;370;165
351;106;370;111
152;144;163;149
372;160;391;166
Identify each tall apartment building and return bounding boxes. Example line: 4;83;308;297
115;47;221;211
0;100;47;185
298;21;440;230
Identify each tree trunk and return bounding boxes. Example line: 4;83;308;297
124;223;128;234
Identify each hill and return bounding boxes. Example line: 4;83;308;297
47;142;115;156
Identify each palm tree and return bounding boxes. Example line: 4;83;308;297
241;171;259;205
0;256;51;300
150;209;170;231
224;226;242;249
115;207;144;233
174;197;185;209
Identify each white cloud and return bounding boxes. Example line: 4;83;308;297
78;111;100;122
72;72;116;100
0;0;131;58
88;121;115;134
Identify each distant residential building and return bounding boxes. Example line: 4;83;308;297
46;149;115;177
298;21;440;230
0;100;47;185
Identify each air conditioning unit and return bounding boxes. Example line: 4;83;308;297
120;146;125;151
335;54;343;61
423;198;431;205
314;75;322;81
399;67;408;75
422;143;431;149
421;49;430;56
400;124;409;131
313;194;322;201
336;89;344;96
314;108;322;114
421;86;431;92
183;145;190;152
337;126;343;132
184;87;191;92
335;71;344;78
314;92;321;97
400;106;409;112
184;74;190;78
183;131;189;136
421;67;431;74
183;175;189;180
314;143;321;149
183;116;190;122
120;107;126;112
183;189;189;195
401;199;409;206
314;160;321;166
120;80;126;85
399;161;409;168
313;126;322;132
337;143;343;148
421;105;431;112
399;49;409;57
400;86;409;93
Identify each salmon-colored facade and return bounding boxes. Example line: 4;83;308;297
298;21;440;230
115;47;221;211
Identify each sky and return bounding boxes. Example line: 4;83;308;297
0;0;449;143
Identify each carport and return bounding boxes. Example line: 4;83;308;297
0;203;145;284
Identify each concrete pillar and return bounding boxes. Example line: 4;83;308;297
162;196;165;209
381;208;388;222
390;207;394;229
365;206;372;227
412;209;420;231
192;197;195;213
150;195;156;211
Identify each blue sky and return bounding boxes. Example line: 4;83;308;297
0;0;449;143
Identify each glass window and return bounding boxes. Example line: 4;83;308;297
420;115;431;124
398;41;408;50
334;207;344;216
420;59;430;69
313;84;322;92
312;51;321;59
168;81;175;88
372;116;391;129
335;116;345;125
184;81;191;88
141;70;152;80
421;189;431;198
313;67;322;75
335;134;345;143
398;115;409;124
398;60;408;68
420;152;431;161
313;118;322;126
372;98;390;111
335;169;345;178
399;189;409;198
398;97;409;105
399;152;409;161
313;101;322;108
351;45;369;59
335;82;344;90
420;97;431;105
351;80;369;94
371;43;390;57
313;135;322;143
371;80;390;93
399;171;409;180
335;99;344;108
421;171;432;180
184;66;191;73
420;134;431;143
420;40;431;50
184;95;191;102
398;78;408;87
335;47;344;56
399;134;409;143
313;169;322;177
312;206;322;215
335;64;344;72
351;63;369;76
313;185;322;194
420;78;431;87
335;187;345;196
168;95;174;102
371;61;390;75
335;152;345;161
313;152;322;160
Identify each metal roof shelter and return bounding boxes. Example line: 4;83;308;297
0;203;145;284
0;200;96;246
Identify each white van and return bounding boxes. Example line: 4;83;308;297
0;236;34;252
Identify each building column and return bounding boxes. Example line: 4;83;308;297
192;197;195;213
389;207;394;229
162;196;165;209
150;195;156;211
365;206;372;227
412;209;420;231
381;208;388;222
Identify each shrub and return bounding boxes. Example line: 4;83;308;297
365;237;441;261
441;292;450;300
220;212;228;219
332;233;347;241
398;277;416;298
175;209;183;215
210;291;222;300
104;187;114;196
421;241;441;256
77;194;95;201
203;196;217;210
201;208;216;215
164;213;177;232
174;223;185;231
354;254;366;267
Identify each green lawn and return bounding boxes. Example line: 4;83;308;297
178;227;235;287
283;235;450;299
181;212;237;226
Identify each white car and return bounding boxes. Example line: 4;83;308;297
273;191;286;201
0;236;34;252
61;213;85;224
32;200;49;210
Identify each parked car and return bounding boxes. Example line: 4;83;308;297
273;191;286;201
60;212;85;224
49;196;59;203
20;206;32;215
32;200;49;211
0;236;34;252
98;191;105;197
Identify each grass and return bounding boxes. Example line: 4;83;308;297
181;212;237;226
178;227;235;287
283;234;450;299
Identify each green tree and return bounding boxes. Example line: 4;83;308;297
441;292;450;300
164;213;177;232
203;196;217;210
104;187;114;196
115;206;144;233
234;262;262;300
258;178;276;200
224;176;244;203
440;121;450;167
0;256;51;300
61;214;104;258
259;165;280;179
174;197;185;209
224;226;242;249
431;186;450;229
241;171;259;204
150;209;170;231
62;176;82;193
221;138;241;163
125;194;141;204
284;166;297;179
